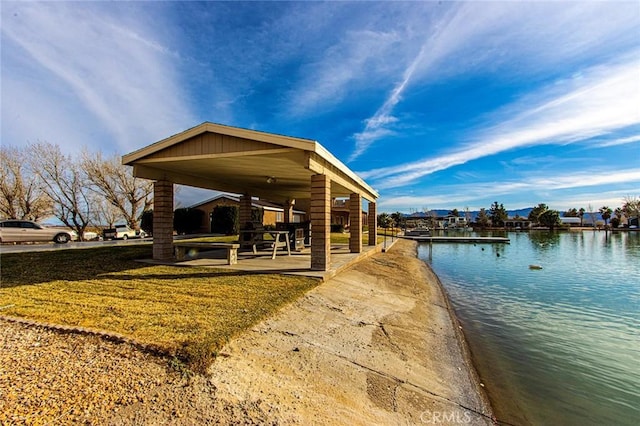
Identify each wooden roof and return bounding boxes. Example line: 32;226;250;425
122;122;378;203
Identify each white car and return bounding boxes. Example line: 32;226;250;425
0;220;73;244
68;230;99;241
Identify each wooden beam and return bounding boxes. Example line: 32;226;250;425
306;153;377;201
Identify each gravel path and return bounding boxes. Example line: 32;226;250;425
0;320;175;424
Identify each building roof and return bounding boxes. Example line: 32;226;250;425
122;122;378;203
188;194;305;214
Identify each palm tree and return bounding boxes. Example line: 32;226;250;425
578;208;585;226
599;206;613;227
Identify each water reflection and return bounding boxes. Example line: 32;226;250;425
419;231;640;426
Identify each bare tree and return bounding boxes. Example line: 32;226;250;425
0;146;52;220
82;151;153;229
623;195;640;218
91;193;121;228
30;142;92;240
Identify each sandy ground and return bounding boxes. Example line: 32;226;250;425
1;239;494;425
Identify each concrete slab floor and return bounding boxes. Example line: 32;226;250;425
138;239;400;281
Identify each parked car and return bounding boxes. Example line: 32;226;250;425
0;220;73;244
102;224;146;240
68;230;99;241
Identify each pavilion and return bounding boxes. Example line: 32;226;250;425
122;122;379;271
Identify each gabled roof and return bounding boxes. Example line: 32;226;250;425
123;122;378;203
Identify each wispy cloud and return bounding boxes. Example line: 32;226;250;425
349;1;640;160
361;57;640;189
594;134;640;148
1;2;194;153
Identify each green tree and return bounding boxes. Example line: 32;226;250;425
449;208;460;217
390;211;405;229
528;203;549;224
564;208;579;217
489;201;508;227
578;207;586;226
475;208;490;228
377;212;392;228
599;206;612;226
539;209;561;230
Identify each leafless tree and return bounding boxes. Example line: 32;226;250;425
82;151;153;229
91;193;121;228
30;142;92;240
0;146;52;220
623;195;640;218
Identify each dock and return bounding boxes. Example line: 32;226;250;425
401;236;510;244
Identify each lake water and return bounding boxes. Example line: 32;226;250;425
418;230;640;426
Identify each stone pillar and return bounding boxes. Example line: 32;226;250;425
349;193;362;253
153;180;174;260
284;199;295;224
239;194;252;228
311;174;331;271
368;201;377;246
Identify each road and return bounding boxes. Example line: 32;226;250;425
0;238;153;254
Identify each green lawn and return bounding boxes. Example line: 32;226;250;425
0;245;318;372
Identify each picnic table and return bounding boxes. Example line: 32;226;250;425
238;229;291;259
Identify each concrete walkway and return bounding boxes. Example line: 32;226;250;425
199;238;495;424
156;239;400;281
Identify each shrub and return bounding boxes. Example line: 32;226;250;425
174;208;205;234
331;223;345;233
211;206;239;235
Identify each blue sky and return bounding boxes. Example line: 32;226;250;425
2;1;639;213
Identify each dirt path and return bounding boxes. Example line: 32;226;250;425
1;239;494;425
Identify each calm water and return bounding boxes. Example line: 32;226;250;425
418;231;640;426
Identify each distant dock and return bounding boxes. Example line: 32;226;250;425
402;236;510;244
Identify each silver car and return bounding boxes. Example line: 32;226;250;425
0;220;72;244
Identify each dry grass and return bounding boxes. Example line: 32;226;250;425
0;245;318;372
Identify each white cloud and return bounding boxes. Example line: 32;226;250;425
595;134;640;148
1;2;194;154
349;1;640;160
361;57;640;189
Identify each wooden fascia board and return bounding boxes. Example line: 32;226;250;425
202;122;317;151
307;153;378;201
313;143;378;199
135;147;298;164
123;122;317;165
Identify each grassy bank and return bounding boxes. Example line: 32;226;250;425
0;245;318;372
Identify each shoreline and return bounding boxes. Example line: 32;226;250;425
1;238;495;424
114;237;495;424
424;255;496;418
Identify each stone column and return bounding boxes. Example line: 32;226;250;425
239;194;252;228
311;174;331;271
368;201;377;246
153;180;174;260
349;193;362;253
